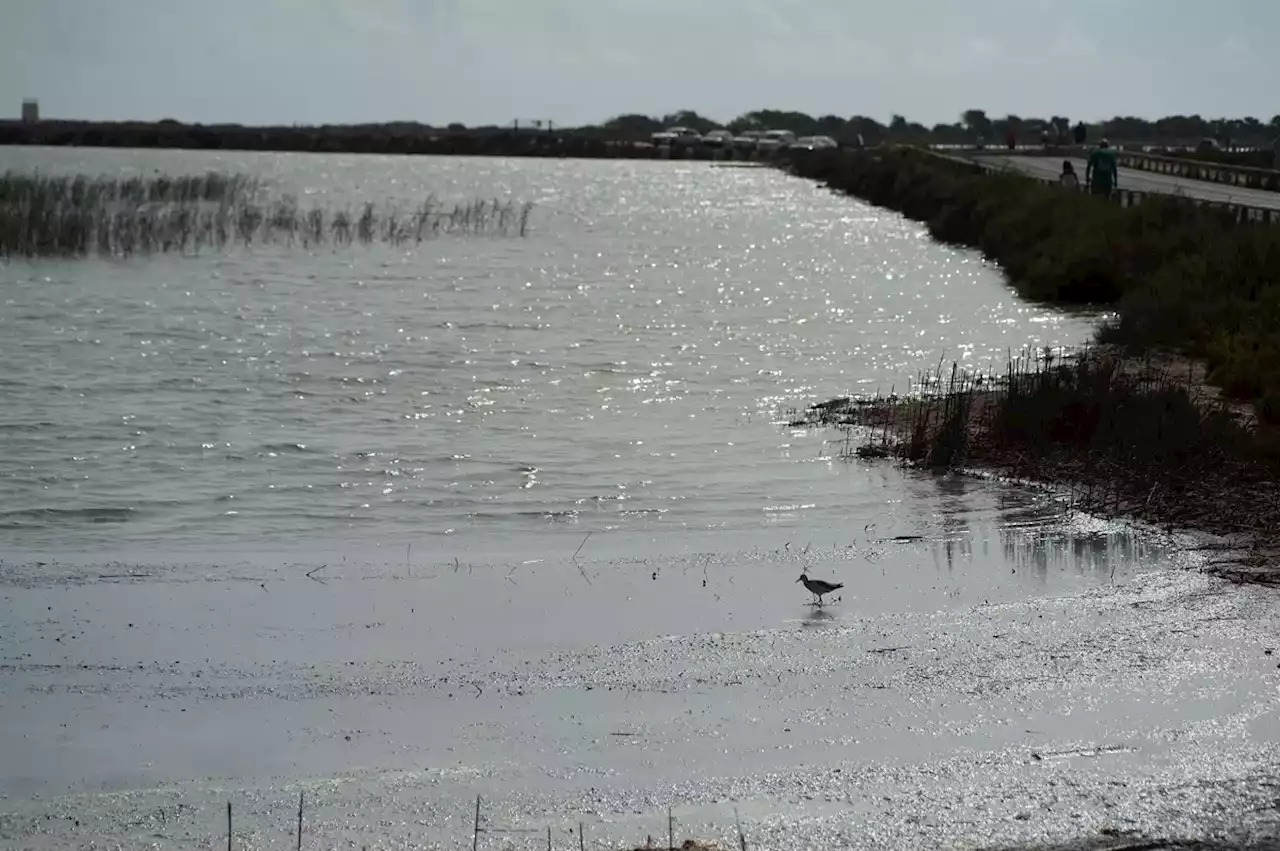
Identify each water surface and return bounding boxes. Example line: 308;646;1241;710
0;148;1100;554
7;150;1273;851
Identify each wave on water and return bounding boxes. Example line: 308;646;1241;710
0;506;138;526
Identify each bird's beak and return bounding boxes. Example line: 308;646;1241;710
795;578;801;583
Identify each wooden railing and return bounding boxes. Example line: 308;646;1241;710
1114;150;1280;192
944;152;1280;226
936;144;1280;193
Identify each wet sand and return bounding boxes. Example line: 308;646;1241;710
3;502;1279;850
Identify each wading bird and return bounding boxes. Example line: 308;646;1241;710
796;573;843;605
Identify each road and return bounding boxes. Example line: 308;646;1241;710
976;154;1280;210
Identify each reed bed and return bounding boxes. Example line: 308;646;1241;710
793;347;1280;582
0;170;260;206
0;171;535;258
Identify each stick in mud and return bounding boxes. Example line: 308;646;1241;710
668;806;674;851
573;531;593;561
548;824;553;850
473;794;481;851
734;807;749;851
297;790;304;851
227;801;232;851
572;532;593;584
580;821;586;851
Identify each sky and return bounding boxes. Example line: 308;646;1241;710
2;0;1277;128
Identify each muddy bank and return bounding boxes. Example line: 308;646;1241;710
793;346;1280;583
3;526;1278;849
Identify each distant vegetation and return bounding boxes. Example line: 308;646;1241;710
592;109;1280;149
0;171;533;259
1;109;1277;157
787;147;1280;421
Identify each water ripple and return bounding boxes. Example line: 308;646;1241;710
0;152;1103;550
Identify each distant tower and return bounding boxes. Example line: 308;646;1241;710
21;98;39;124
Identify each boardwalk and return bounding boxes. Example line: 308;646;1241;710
975;154;1280;211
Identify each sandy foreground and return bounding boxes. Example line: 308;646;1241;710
1;521;1279;850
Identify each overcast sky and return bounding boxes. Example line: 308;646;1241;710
2;0;1276;127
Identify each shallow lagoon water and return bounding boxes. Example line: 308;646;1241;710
1;149;1277;849
0;147;1100;551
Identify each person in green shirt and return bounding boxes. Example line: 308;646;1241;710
1085;139;1119;197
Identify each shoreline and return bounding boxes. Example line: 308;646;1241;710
4;552;1275;849
792;345;1280;585
0;121;751;161
778;146;1280;584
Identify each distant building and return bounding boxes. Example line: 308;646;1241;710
21;98;38;124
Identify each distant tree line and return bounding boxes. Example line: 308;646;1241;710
589;109;1280;147
2;109;1278;156
0;120;639;158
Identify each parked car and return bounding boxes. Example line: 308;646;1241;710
701;129;735;149
789;135;838;151
756;129;797;153
732;130;764;151
651;126;702;148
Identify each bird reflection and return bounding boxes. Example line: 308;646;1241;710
802;607;837;629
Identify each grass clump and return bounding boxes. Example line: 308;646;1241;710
787;147;1280;423
0;171;535;258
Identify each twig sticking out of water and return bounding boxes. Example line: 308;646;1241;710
572;532;593;584
573;531;593;561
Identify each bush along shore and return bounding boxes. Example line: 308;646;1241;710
0;171;534;258
783;148;1280;582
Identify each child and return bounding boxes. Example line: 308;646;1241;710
1060;161;1080;190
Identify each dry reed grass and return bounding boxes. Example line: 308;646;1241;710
0;171;534;259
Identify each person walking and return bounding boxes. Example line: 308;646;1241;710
1060;160;1080;190
1085;139;1119;197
